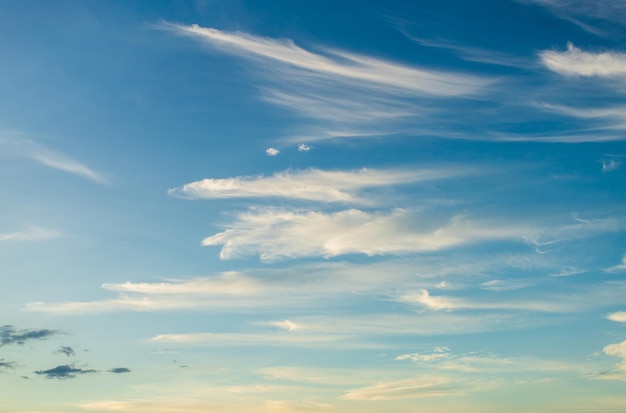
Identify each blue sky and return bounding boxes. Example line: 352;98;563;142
1;0;626;411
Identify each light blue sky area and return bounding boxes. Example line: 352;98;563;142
1;0;626;412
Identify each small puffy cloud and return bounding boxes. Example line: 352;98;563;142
602;158;622;173
108;367;131;374
265;320;301;332
297;143;313;152
265;147;280;156
35;365;97;379
540;43;626;77
607;312;626;323
0;325;59;346
55;345;75;357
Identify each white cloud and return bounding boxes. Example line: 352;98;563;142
169;167;468;204
0;227;61;242
264;320;302;332
160;23;491;97
202;208;531;261
297;144;312;152
266;147;280;156
540;43;626;77
607;311;626;323
0;135;108;184
604;254;626;273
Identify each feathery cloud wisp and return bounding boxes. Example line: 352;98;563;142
0;135;108;184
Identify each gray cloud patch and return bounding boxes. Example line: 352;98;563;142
0;325;58;346
35;365;97;379
108;367;131;374
55;345;75;357
0;359;16;369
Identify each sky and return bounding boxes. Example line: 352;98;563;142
1;0;626;411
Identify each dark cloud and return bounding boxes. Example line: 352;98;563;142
55;345;75;357
0;359;16;369
0;325;58;346
108;367;131;374
35;365;97;379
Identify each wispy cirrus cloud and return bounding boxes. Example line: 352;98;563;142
158;23;493;143
0;135;108;184
160;23;491;97
523;0;626;36
604;254;626;273
168;167;470;204
342;376;455;400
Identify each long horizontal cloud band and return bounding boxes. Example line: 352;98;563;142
169;167;473;203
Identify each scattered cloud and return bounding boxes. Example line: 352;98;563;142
202;208;531;261
168;167;469;204
607;312;626;323
0;135;108;184
265;147;280;156
55;345;75;357
108;367;131;374
297;143;312;152
265;320;302;332
0;325;59;346
540;43;626;77
35;365;97;379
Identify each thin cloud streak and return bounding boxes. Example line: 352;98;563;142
0;227;61;242
160;23;492;97
0;135;108;184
